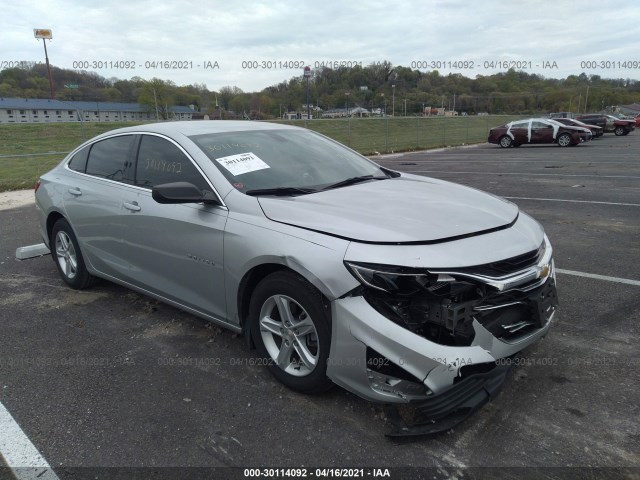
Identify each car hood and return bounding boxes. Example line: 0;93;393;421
257;176;519;243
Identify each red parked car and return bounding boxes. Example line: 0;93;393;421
551;117;603;138
488;118;590;148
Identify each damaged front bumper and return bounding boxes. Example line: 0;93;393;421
326;240;558;435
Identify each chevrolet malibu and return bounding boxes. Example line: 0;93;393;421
35;121;558;435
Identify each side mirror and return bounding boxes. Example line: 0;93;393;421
152;181;219;205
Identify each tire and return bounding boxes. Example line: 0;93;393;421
51;218;94;289
557;133;572;147
499;135;513;148
249;271;333;394
614;126;625;136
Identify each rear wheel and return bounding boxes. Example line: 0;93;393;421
249;271;333;394
557;133;572;147
499;135;513;148
51;218;94;289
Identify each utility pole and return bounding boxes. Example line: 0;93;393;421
584;86;590;114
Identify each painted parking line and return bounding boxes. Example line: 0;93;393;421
556;269;640;287
502;197;640;207
406;170;640;179
0;402;59;480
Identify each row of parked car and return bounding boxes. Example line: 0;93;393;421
488;113;638;148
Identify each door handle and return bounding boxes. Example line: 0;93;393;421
68;188;82;196
123;201;141;212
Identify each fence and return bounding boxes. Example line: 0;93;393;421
0;115;523;191
273;115;523;155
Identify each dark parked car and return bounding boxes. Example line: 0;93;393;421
551;117;603;137
488;118;590;148
576;114;635;135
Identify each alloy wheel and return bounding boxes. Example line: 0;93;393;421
259;294;319;377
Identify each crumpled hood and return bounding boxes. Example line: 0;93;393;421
257;175;519;243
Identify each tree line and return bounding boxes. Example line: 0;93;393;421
0;62;638;119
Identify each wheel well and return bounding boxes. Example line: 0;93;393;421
237;263;330;347
46;211;65;244
237;264;288;336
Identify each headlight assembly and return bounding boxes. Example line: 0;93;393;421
344;262;455;294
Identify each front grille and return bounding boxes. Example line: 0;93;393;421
454;244;544;277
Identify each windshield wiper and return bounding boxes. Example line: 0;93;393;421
245;186;317;196
321;174;389;191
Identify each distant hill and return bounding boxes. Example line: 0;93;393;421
1;62;638;118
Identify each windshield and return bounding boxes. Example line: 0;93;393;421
190;129;386;194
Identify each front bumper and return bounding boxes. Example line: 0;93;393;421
384;363;511;436
326;287;554;404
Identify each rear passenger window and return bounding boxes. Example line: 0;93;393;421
135;135;209;191
85;135;135;183
68;146;89;173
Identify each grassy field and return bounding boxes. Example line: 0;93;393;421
0;122;145;191
274;115;522;154
0;116;521;192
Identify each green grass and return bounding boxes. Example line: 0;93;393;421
0;116;523;191
0;122;146;191
272;115;523;154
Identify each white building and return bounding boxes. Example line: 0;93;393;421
0;98;195;124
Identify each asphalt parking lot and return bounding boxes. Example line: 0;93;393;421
1;133;639;479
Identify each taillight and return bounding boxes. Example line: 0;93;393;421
34;178;41;193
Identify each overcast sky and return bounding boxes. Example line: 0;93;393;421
4;0;640;92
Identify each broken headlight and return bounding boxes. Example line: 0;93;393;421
344;262;443;294
345;262;479;346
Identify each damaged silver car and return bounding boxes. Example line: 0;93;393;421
35;121;558;435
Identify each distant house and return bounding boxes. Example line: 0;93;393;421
0;97;194;123
321;106;370;118
283;112;312;120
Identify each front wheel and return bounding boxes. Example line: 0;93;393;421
249;271;333;394
557;133;572;147
51;218;95;289
614;126;625;136
499;135;513;148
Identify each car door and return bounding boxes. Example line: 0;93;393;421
118;133;229;321
530;121;554;144
63;134;137;279
508;121;529;144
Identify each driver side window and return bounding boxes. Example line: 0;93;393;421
135;135;209;191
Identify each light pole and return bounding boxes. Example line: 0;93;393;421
345;92;351;117
392;84;395;116
304;66;311;119
34;29;54;99
380;93;385;116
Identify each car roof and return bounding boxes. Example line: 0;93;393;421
91;120;303;139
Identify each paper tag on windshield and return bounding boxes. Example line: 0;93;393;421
215;152;270;176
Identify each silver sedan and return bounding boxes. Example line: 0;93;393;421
35;121;558;435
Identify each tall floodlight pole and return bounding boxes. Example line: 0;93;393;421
392;84;396;116
304;66;311;119
34;29;54;99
